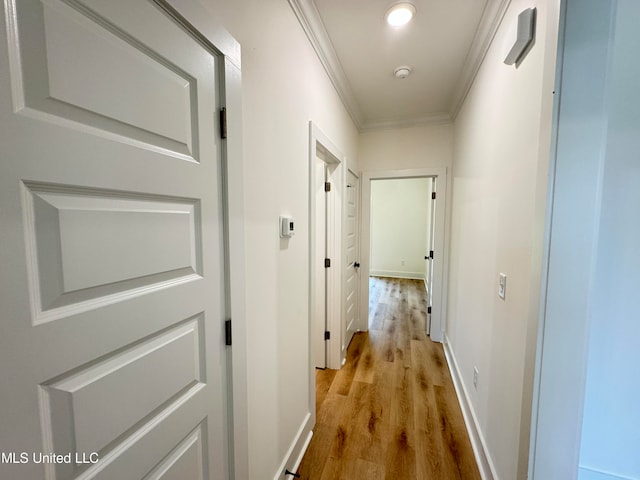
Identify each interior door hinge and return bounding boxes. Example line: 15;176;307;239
324;331;330;340
225;319;232;346
432;191;436;200
324;258;331;268
324;182;331;192
220;107;227;139
427;306;432;314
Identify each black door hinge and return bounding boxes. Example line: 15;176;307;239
220;107;227;139
324;258;331;268
324;331;330;340
324;182;331;192
428;306;432;314
225;319;232;346
432;192;436;200
430;250;434;259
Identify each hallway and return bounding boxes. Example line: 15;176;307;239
297;277;480;479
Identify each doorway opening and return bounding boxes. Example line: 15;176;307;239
309;122;344;372
360;168;448;342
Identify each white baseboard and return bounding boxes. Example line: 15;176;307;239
579;466;636;480
443;334;498;480
370;270;425;280
273;412;313;480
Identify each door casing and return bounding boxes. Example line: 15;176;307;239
308;122;345;380
161;5;249;476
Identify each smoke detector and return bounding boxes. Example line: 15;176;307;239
394;66;412;79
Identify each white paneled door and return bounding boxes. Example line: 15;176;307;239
343;170;359;359
0;1;229;479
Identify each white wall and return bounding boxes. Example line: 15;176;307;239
370;178;430;279
578;1;640;478
447;1;559;479
359;123;453;172
198;1;359;478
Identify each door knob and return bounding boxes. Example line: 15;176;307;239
354;262;360;268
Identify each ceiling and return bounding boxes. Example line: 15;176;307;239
289;0;511;130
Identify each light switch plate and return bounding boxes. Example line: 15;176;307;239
498;273;507;299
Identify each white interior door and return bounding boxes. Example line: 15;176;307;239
343;170;360;358
0;1;229;478
426;178;436;335
313;158;328;369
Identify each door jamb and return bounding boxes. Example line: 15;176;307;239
309;122;344;390
360;167;449;343
158;2;248;478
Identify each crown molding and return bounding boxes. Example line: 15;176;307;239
288;0;511;131
287;0;364;129
360;113;452;132
449;0;513;120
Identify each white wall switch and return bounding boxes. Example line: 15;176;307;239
498;273;507;299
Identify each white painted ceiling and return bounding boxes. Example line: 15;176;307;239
289;0;509;130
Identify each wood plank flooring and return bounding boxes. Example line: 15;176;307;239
297;277;481;480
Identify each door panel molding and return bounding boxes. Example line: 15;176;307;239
342;168;360;360
0;1;248;478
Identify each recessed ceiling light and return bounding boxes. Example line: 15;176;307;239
385;3;416;27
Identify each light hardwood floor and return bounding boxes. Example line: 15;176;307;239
296;277;481;480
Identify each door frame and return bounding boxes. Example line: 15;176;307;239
308;121;344;381
528;0;612;477
360;167;449;342
157;2;248;477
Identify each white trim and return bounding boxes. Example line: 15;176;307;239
444;335;498;480
157;3;248;479
360;113;452;132
449;0;512;119
528;2;614;478
287;0;363;128
578;467;636;480
309;122;344;373
370;270;425;280
272;412;313;480
326;158;344;370
220;57;249;480
162;0;241;67
287;0;510;129
288;430;314;478
423;277;430;297
360;168;449;343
